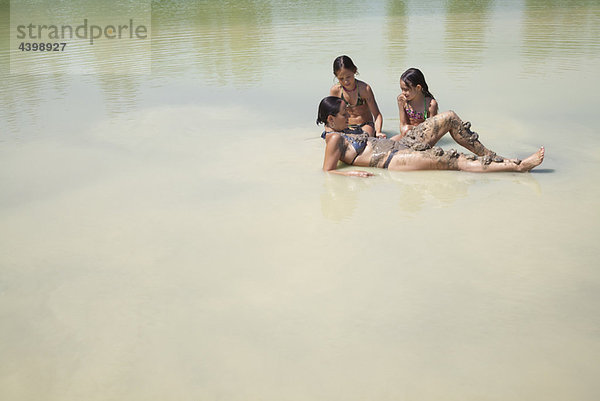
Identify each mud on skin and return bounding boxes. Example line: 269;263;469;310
344;123;522;169
423;147;520;169
399;123;432;151
369;138;409;167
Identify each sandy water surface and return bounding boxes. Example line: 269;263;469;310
1;1;600;400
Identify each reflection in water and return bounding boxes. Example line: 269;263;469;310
9;0;151;75
151;0;274;87
0;0;7;67
150;0;384;87
0;75;73;136
96;75;144;116
389;171;543;213
383;0;408;79
321;168;543;220
521;0;600;74
320;173;369;222
2;0;150;125
1;2;18;133
443;0;493;76
388;172;471;213
269;0;373;22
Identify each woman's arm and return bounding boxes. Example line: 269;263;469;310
322;133;373;177
428;98;439;118
397;94;411;136
365;84;384;138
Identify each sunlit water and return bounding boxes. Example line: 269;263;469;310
1;1;600;400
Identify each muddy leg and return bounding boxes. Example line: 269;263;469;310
389;113;450;147
386;147;544;172
441;111;508;159
386;148;463;171
391;111;503;158
457;147;544;172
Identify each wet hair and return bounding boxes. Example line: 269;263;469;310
333;55;358;76
316;96;343;125
400;68;434;99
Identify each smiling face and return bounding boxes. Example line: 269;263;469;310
400;79;422;101
336;68;356;89
327;102;349;131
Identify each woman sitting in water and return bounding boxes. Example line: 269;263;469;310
318;96;544;176
329;55;385;138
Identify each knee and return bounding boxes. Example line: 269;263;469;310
442;110;463;131
435;110;459;125
445;110;459;120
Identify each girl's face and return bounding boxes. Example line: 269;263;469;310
400;80;422;101
336;68;356;89
328;102;349;130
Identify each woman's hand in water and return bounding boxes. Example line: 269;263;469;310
326;168;374;178
346;170;374;177
327;170;374;177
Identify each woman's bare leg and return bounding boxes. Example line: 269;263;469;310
386;147;544;172
386;151;452;171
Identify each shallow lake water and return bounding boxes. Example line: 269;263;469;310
1;0;600;400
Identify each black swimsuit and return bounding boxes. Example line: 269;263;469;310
341;87;366;108
321;131;369;165
321;130;412;168
340;86;374;133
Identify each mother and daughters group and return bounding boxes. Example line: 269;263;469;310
320;55;544;176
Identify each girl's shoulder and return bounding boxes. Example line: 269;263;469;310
426;97;439;117
355;79;369;90
356;80;374;96
329;84;343;96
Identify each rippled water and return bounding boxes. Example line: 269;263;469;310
1;1;600;400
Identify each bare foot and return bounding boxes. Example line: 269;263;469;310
518;147;545;171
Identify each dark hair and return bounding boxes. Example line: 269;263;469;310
400;68;434;99
333;55;358;76
317;96;343;125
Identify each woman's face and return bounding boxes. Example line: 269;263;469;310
336;68;356;89
400;80;421;101
329;102;349;130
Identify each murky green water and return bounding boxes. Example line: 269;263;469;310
1;1;600;400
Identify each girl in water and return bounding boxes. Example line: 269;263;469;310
397;68;438;136
329;55;385;138
317;96;544;176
